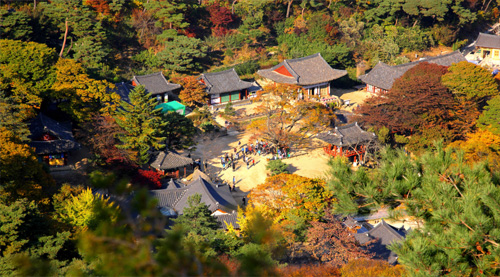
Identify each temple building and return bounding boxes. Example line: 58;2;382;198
317;122;376;164
131;72;181;103
359;51;465;94
199;68;254;105
29;113;80;167
149;150;194;179
257;53;347;101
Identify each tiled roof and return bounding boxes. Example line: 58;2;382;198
132;72;181;95
215;212;240;230
112;82;134;103
165;179;184;190
316;122;376;146
29;113;80;155
475;32;500;49
150;187;188;209
257;53;347;86
150;151;193;170
150;170;239;216
174;177;238;214
200;68;253;95
359;51;466;90
354;220;407;264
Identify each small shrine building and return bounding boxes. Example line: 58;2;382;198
317;122;376;164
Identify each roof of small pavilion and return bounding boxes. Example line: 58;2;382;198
316;122;376;147
199;68;253;95
257;53;347;86
149;151;193;170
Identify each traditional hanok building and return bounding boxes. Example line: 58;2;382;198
150;169;240;230
131;72;181;103
468;33;500;66
354;220;408;265
317;122;376;164
29;113;80;167
257;53;347;100
359;51;466;94
149;150;194;179
199;68;254;105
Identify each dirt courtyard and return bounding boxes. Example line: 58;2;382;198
190;88;372;192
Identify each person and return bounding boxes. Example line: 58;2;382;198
246;160;249;169
252;159;255;167
232;160;236;171
238;141;241;146
233;176;235;188
242;197;246;205
235;152;239;160
222;161;225;170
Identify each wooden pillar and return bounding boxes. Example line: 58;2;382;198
184;166;186;177
339;146;343;156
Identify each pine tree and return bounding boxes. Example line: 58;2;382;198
478;96;500;135
114;85;165;165
328;144;500;275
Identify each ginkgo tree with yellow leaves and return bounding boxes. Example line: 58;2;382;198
51;58;120;122
248;84;334;150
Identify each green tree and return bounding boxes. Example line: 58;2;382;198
0;199;71;275
0;91;30;142
161;111;197;149
328;144;500;275
114;85;166;165
0;39;57;114
0;9;33;40
442;61;499;102
156;35;207;73
478;96;500;135
265;160;289;176
173;194;220;236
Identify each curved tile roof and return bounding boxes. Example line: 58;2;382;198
257;53;347;86
150;151;193;170
200;68;253;95
29;113;80;154
132;72;181;95
475;32;500;49
316;122;376;146
359;51;466;90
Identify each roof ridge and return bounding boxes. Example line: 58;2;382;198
134;72;163;79
203;68;237;76
370;219;404;240
285;52;321;63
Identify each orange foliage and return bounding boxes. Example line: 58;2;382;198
448;128;500;171
278;264;341;277
0;128;55;209
170;74;208;107
340;259;406;277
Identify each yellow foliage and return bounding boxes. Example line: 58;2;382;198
52;58;120;121
57;187;119;233
449;128;500;170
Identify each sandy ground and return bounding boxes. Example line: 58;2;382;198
191;88;372;192
191;101;333;192
332;88;372;112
